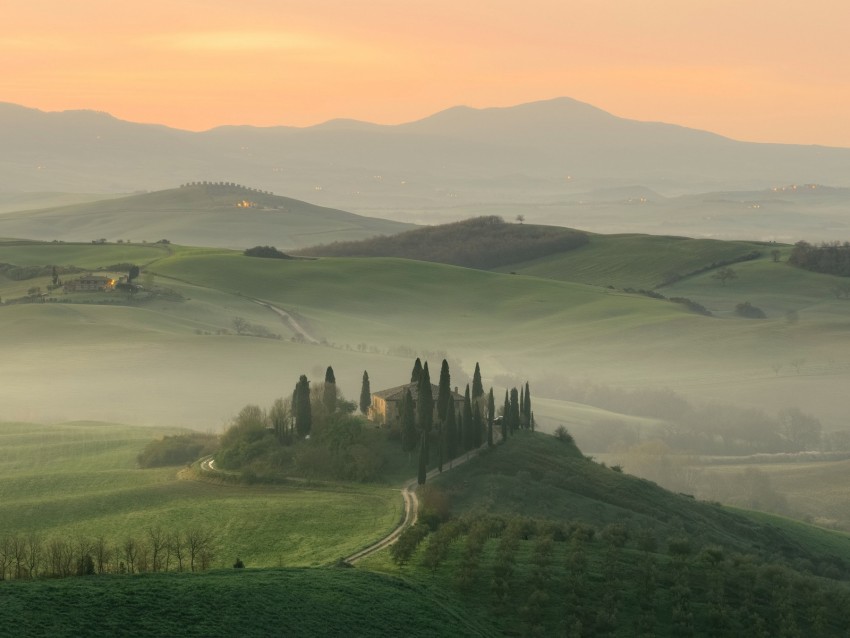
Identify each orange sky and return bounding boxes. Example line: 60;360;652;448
4;1;849;146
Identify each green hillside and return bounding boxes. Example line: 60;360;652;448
494;232;767;289
298;215;589;269
0;421;400;567
0;184;414;250
358;433;850;636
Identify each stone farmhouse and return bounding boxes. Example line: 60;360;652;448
63;274;116;292
369;382;466;425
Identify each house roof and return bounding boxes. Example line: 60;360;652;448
373;382;464;403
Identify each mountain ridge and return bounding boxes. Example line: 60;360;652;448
3;97;850;211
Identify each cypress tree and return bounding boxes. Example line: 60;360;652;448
294;375;312;437
472;362;484;401
519;386;525;428
436;359;451;421
523;382;532;429
509;388;520;434
487;388;495;447
417;362;433;463
323;366;337;414
417;432;427;485
445;402;458;461
462;384;473;452
502;390;510;440
411;357;423;384
359;370;371;415
400;389;417;462
473;401;483;448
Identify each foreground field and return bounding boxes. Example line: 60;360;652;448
0;568;492;638
0;422;401;567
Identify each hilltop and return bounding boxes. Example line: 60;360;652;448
297;216;589;269
0;183;414;250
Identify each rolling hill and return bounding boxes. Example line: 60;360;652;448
0;183;413;249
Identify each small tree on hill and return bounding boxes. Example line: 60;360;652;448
128;265;140;282
359;370;371;415
712;267;737;286
522;382;532;430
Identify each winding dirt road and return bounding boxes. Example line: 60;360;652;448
253;299;319;344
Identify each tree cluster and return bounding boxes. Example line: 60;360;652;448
137;433;219;468
243;246;293;259
297;216;589;270
789;240;850;277
216;368;385;482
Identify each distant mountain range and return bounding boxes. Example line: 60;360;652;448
3;97;850;213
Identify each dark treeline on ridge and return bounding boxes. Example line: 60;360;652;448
789;240;850;277
296;216;589;269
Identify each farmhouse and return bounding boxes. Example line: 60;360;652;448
63;274;115;292
369;382;465;425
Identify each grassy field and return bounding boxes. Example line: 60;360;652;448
0;568;492;637
495;232;767;289
0;421;401;567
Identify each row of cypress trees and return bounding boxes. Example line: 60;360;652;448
398;358;531;484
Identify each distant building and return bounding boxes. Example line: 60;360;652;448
64;275;115;293
369;382;465;425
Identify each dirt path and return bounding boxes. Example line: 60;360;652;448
253;299;319;344
344;444;490;564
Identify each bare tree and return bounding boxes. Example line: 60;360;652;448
147;526;166;572
122;536;138;574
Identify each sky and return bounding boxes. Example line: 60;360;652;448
4;1;849;146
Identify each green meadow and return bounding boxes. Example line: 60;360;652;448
0;421;401;567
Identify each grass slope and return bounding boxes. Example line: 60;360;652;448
0;184;414;250
0;421;400;567
494;232;767;289
0;568;491;637
431;433;850;564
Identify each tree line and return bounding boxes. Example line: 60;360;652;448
397;358;532;485
0;526;217;581
789;240;850;277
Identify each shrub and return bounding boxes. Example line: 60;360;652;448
137;433;218;468
735;301;766;318
244;246;292;259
